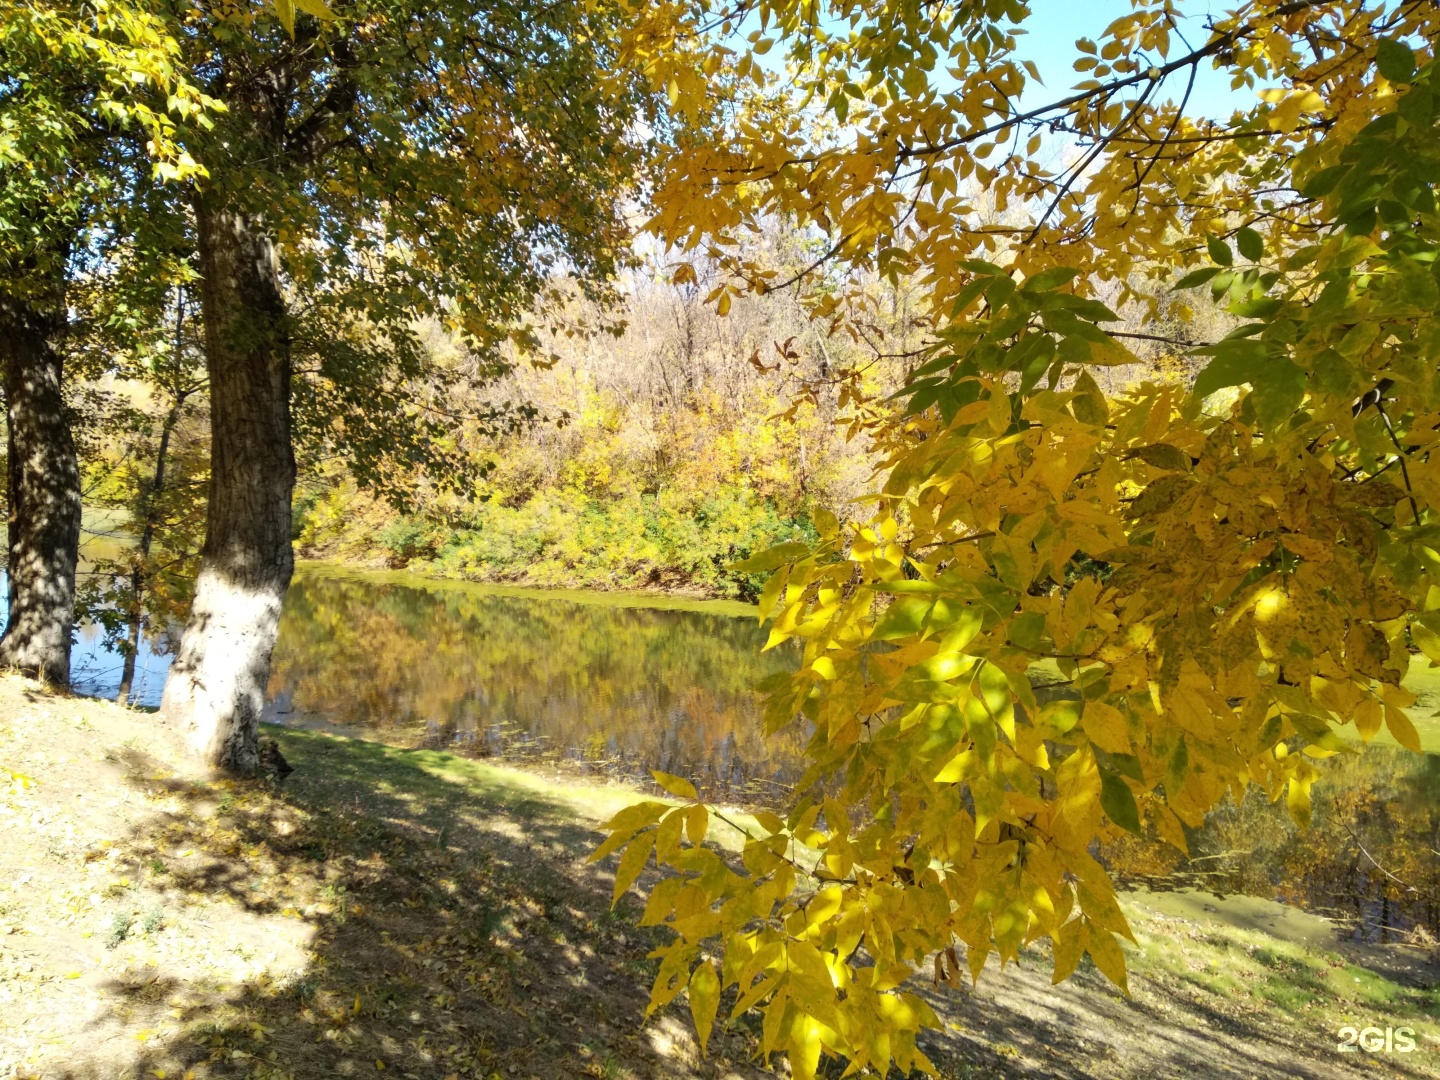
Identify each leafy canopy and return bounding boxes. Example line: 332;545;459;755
155;0;657;497
600;5;1440;1077
0;0;218;284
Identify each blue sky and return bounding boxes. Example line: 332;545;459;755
740;1;1265;120
1014;1;1258;118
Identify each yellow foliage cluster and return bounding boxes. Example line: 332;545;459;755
600;5;1440;1077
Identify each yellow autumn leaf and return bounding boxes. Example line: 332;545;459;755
1085;924;1130;996
611;834;653;907
1081;701;1131;754
1384;707;1422;753
685;803;708;845
688;961;720;1056
651;770;697;800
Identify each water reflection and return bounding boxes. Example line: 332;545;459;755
265;567;806;800
0;569;175;707
70;621;173;704
1103;748;1440;943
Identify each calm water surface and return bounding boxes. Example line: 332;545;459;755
43;561;1440;942
264;566;807;801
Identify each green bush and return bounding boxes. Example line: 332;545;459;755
324;485;815;600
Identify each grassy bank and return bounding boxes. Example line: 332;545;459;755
1;677;1437;1079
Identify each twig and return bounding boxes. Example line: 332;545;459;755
1374;401;1421;523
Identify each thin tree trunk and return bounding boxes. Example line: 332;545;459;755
161;196;294;775
117;296;190;706
115;569;143;705
0;283;81;686
116;393;185;705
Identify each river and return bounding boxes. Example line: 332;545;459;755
58;561;1440;944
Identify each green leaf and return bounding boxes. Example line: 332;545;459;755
729;541;810;573
1235;227;1264;262
1249;357;1306;430
1173;266;1221;289
1042;292;1119;321
1071;370;1108;425
1108;752;1145;783
983;275;1017;309
1205;234;1233;266
688;962;721;1056
1300;165;1348;200
1007;611;1048;651
1165;739;1189;793
294;0;337;18
1124;443;1190;471
1230;297;1283;318
1376;39;1417;84
1023;266;1080;292
873;596;934;641
1192;340;1266;400
652;770;698;800
1397;85;1433;129
910;352;961;379
1099;768;1142;836
1018;335;1059;394
949;278;990;318
1288;713;1356;754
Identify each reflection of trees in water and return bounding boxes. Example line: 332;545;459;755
1104;747;1440;942
267;574;804;799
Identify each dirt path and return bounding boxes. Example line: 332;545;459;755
0;676;1435;1080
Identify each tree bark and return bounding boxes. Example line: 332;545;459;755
160;196;294;775
0;284;81;686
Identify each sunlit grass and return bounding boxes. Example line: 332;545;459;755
1124;895;1440;1038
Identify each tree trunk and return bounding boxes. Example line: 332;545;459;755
115;566;143;705
161;196;294;775
118;302;190;707
0;285;81;686
116;400;183;705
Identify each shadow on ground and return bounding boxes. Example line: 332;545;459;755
32;725;1440;1080
50;729;765;1080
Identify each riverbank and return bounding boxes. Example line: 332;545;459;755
294;484;818;603
292;559;763;619
1;677;1437;1079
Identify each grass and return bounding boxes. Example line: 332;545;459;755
105;912;132;950
108;725;766;1078
1125;897;1440;1037
0;682;768;1080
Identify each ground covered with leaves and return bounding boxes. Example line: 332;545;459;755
0;676;1435;1079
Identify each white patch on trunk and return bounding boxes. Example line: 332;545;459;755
162;565;285;769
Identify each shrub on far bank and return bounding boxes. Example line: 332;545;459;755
296;481;817;601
